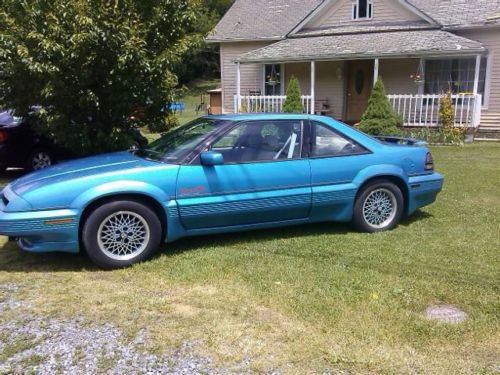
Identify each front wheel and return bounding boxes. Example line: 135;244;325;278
82;200;162;269
352;180;404;232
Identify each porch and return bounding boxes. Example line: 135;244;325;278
234;92;483;128
232;29;487;128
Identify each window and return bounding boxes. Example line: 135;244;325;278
424;57;488;103
211;120;303;163
137;118;219;163
311;122;367;157
353;0;373;20
264;64;282;95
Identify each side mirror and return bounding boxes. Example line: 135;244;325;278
200;151;224;166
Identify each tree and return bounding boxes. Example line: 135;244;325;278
358;78;401;136
282;76;304;113
176;0;235;84
0;0;200;154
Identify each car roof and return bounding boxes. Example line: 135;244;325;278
203;113;326;122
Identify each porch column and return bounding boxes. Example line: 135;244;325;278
473;55;481;95
236;61;241;113
310;60;316;115
373;58;379;86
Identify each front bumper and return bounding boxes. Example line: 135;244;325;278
407;172;444;215
0;207;80;253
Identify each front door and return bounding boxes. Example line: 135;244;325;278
346;60;373;123
176;119;311;230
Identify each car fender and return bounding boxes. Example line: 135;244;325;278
352;164;409;190
71;180;169;213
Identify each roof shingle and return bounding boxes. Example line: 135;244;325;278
237;30;485;63
206;0;323;41
407;0;500;27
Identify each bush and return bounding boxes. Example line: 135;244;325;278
358;79;401;136
282;76;304;113
439;91;463;143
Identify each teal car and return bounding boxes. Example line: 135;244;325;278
0;114;443;268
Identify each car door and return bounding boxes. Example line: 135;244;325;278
176;119;312;230
306;121;372;221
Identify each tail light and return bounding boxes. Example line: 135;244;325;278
425;152;434;171
0;130;8;142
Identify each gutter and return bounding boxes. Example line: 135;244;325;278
237;50;487;64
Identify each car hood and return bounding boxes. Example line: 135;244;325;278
10;151;153;196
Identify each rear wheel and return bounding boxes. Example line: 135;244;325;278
28;149;53;171
352;180;404;232
82;200;162;269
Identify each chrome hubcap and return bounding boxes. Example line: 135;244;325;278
362;188;397;229
97;211;150;261
32;152;51;170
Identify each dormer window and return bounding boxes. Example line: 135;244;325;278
353;0;373;20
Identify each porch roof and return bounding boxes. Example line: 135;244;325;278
236;30;486;64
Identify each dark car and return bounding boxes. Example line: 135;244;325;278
0;110;67;171
0;110;148;171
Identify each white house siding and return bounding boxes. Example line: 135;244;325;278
220;41;270;112
379;58;420;95
285;61;345;118
455;29;500;119
307;0;422;29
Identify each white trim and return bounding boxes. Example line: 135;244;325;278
281;63;286;95
220;45;225;113
289;0;438;36
473;54;481;95
311;61;316;115
396;0;439;25
352;0;373;21
483;52;492;109
288;0;336;36
236;62;241;113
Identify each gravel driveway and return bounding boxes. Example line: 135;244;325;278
0;283;256;375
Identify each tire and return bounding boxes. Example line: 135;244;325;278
28;149;53;171
352;180;404;232
82;200;162;269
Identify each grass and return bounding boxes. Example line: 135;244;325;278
0;143;499;373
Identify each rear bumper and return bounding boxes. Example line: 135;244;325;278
407;172;444;215
0;208;80;253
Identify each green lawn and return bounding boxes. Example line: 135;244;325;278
0;143;499;374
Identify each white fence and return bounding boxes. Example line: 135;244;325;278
234;95;313;114
232;93;482;128
387;94;482;128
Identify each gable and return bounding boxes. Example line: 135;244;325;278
304;0;426;29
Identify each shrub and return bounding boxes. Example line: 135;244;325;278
439;91;463;144
282;76;304;113
358;78;401;136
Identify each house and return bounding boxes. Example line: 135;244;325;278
206;0;500;137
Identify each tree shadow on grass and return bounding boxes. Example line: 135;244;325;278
0;209;434;272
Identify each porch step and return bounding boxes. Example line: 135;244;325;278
475;125;500;141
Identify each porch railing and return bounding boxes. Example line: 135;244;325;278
387;94;482;128
234;95;313;114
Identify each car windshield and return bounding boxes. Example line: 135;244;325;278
136;118;221;163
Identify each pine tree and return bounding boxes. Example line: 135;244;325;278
282;76;304;113
358;78;401;135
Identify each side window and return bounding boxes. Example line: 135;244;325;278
311;122;367;157
211;120;303;163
